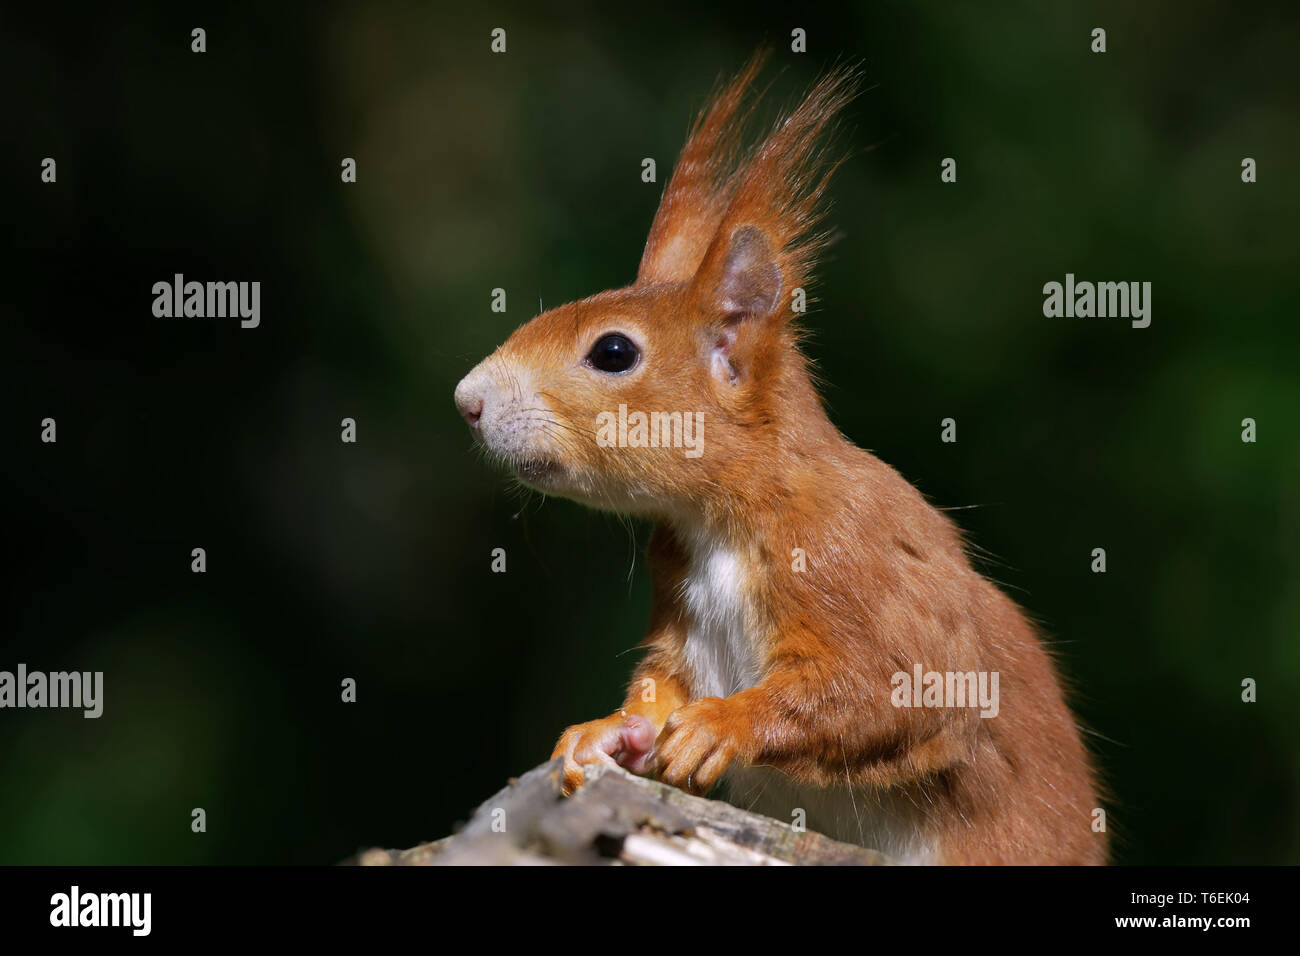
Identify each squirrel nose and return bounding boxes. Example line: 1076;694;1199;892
455;360;504;430
457;393;484;428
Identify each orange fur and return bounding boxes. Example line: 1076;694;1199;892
455;56;1107;865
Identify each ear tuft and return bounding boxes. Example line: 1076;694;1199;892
717;226;782;319
636;51;770;286
689;60;860;331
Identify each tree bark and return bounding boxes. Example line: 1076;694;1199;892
349;758;892;866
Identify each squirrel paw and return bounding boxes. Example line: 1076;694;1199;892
654;698;748;796
550;713;657;796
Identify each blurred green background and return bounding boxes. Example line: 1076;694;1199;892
2;0;1297;864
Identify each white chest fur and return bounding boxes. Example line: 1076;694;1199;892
672;537;939;862
679;537;762;699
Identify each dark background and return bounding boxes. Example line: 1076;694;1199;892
2;1;1296;864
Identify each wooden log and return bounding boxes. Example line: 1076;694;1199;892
350;758;892;866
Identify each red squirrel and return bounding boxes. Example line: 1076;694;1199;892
454;54;1106;865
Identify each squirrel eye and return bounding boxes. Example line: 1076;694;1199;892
586;333;640;374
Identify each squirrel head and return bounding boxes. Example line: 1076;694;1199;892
455;52;859;518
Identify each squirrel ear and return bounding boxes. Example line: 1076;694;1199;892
711;225;782;321
698;225;783;385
